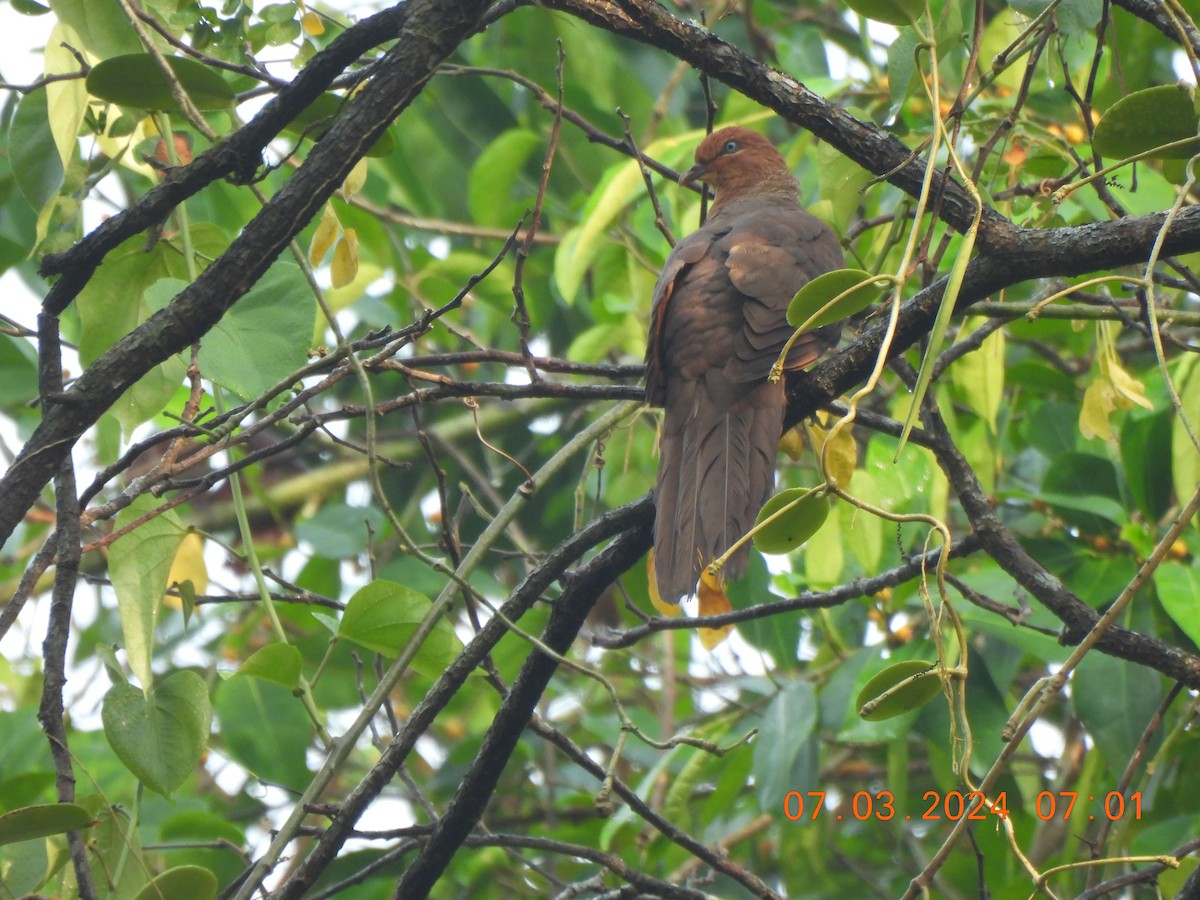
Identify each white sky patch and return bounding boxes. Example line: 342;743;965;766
528;412;561;434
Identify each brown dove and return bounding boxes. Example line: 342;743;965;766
645;126;844;605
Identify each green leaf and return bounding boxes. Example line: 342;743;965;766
159;810;245;845
555;129;698;303
1092;85;1200;160
282;92;396;158
116;277;191;432
109;494;187;692
337;579;462;678
813;137;874;234
259;2;297;24
1173;355;1200;512
1121;410;1174;521
804;501;845;589
102;670;212;797
753;488;830;555
856;660;942;721
47;0;141;58
468;128;541;228
753;679;817;808
840;471;885;573
77;225;229;431
214;676;311;789
1073;651;1162;768
296;502;387;559
949;316;1004;433
234;644;302;689
85;53;234;112
131;866;217;900
197;260;315;401
0;803;94;845
0;837;48;897
886;27;922;110
0;335;40;409
897;229;976;456
843;0;923;26
1010;0;1102;35
85;799;148;896
786;268;887;332
12;0;51;13
9;88;64;214
1156;564;1200;649
1040;451;1125;532
730;554;796;663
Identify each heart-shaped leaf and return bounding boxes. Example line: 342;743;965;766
233;643;303;689
196;261;315;401
856;660;942;721
1092;84;1200;160
338;579;462;678
787;268;888;333
102;670;212;797
85;53;234;112
753;488;831;555
109;493;188;693
0;803;94;845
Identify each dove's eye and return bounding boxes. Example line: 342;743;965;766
722;140;739;154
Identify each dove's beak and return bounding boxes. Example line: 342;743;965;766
679;162;708;188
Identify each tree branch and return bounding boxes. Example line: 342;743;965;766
271;497;652;897
0;0;495;548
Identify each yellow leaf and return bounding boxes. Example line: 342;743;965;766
309;203;340;265
45;22;89;171
804;417;857;488
341;157;367;200
1081;319;1151;440
950;315;1005;434
647;550;683;618
1079;378;1116;441
331;228;359;288
1100;351;1153;411
696;569;733;649
779;425;806;461
300;10;324;35
164;531;207;610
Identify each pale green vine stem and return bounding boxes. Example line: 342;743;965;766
1021;274;1148;319
118;0;215;140
1050;137;1200;205
770;274;896;383
958;0;1064;111
1106;693;1200;853
805;7;976;773
215;389;330;744
1162;0;1200;77
895;27;985;456
708;484;826;576
1138;152;1200;457
231;399;641;899
999;811;1046;889
110;782;143;891
1035;856;1179;895
827;482;972;776
473;590;755;755
816;24;945;469
903;483;1200;899
151;113;197;283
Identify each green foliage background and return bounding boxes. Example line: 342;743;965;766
0;0;1199;897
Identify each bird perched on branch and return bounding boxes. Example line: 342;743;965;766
645;125;843;606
